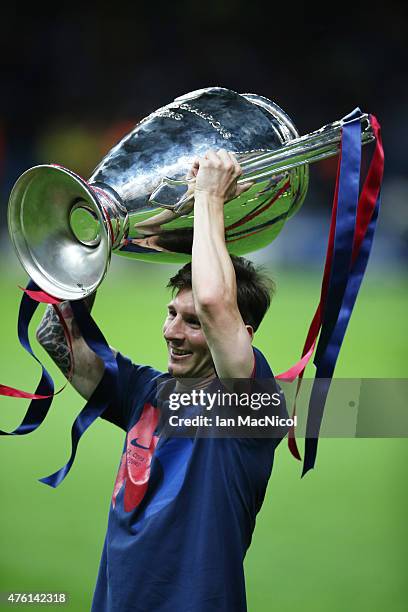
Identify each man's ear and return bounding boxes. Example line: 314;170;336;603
246;325;254;341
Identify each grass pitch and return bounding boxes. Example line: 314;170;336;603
0;260;407;611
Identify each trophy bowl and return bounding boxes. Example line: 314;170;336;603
7;87;374;300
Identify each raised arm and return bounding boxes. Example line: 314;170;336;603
191;149;254;379
36;294;106;400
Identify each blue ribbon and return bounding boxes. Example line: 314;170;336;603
314;109;362;365
39;299;118;487
302;113;381;476
0;279;55;436
1;276;118;486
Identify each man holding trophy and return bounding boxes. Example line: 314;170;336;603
36;149;287;612
4;87;383;611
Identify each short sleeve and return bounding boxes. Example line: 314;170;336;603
101;352;165;432
252;346;289;439
252;346;274;378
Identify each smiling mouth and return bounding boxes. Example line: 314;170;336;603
169;348;193;359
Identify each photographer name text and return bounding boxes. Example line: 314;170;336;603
168;414;297;428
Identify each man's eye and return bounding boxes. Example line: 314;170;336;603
187;318;200;327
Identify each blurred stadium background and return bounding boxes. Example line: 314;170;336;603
0;5;407;611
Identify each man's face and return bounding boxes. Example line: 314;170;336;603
163;288;215;379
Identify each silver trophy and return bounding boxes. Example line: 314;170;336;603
7;87;375;300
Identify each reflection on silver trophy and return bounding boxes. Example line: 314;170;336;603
7;87;375;300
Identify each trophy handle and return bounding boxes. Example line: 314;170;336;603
149;176;196;213
149;112;375;215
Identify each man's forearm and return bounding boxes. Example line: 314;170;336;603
36;304;72;376
192;193;237;308
36;293;96;378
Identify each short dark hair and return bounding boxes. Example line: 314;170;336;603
167;255;275;332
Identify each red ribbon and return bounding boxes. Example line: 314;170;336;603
0;287;73;401
276;115;383;461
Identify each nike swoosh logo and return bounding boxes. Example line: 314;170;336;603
130;438;150;450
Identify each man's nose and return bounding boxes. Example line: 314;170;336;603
164;315;184;341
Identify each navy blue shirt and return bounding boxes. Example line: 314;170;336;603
92;348;286;612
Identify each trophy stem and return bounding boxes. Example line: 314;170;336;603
89;184;129;250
